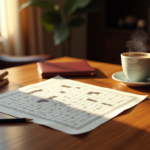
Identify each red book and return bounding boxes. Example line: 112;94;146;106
37;61;96;78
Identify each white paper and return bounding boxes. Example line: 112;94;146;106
0;76;147;134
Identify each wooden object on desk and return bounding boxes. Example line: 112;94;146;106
0;70;8;79
1;56;150;150
0;78;8;86
0;70;9;87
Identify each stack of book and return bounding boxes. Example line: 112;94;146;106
0;70;9;87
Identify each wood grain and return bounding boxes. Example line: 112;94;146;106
0;56;150;150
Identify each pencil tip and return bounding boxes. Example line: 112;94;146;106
26;118;33;122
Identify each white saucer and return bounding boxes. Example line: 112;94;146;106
112;71;150;87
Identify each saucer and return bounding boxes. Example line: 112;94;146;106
112;71;150;87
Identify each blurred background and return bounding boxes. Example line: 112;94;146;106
0;0;150;65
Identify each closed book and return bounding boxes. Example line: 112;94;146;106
37;61;96;78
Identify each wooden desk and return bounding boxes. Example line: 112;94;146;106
0;56;150;150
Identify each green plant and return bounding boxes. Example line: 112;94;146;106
19;0;102;55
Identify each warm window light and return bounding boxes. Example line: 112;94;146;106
0;0;23;55
0;0;9;39
0;0;20;38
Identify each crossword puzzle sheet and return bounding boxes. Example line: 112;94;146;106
0;76;147;134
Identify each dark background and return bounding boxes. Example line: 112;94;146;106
87;0;150;64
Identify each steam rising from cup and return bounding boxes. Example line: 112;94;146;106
126;30;150;52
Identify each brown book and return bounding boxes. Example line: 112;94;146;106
37;61;96;78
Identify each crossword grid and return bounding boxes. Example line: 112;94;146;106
0;79;136;129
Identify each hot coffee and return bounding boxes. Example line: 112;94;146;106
121;52;150;82
122;52;150;58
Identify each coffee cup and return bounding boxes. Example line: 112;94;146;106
121;52;150;82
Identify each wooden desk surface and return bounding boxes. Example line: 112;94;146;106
0;56;150;150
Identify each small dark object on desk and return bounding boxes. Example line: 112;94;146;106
0;118;33;123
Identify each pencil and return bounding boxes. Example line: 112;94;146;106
0;118;33;123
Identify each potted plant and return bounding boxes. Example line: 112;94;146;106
20;0;102;56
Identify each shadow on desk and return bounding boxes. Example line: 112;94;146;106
64;68;108;80
74;118;150;150
0;82;22;94
129;86;150;94
94;68;108;78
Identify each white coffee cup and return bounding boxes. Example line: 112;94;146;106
121;52;150;82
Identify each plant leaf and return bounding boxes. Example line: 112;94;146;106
73;1;103;15
43;24;54;32
53;23;69;45
19;0;58;12
69;18;85;27
64;0;91;15
41;12;62;31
